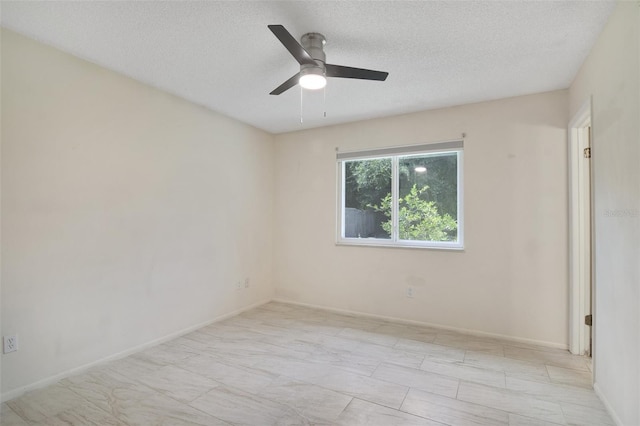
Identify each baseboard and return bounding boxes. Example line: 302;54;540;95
1;298;271;403
593;383;624;426
272;298;568;351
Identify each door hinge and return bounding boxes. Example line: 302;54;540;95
585;314;592;326
584;147;591;158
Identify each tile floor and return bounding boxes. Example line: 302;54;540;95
1;302;614;425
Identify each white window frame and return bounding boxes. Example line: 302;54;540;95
336;140;464;250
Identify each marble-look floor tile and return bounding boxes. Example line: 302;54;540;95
41;403;125;426
213;335;297;356
375;323;438;343
395;338;466;363
502;340;573;355
68;371;226;426
503;346;589;372
219;315;265;328
136;364;220;403
435;333;505;356
0;404;28;426
66;369;223;426
464;351;551;383
353;340;426;369
372;362;459;398
181;329;227;346
245;322;303;339
457;382;566;424
162;339;217;359
338;327;400;347
180;354;276;393
190;385;295;425
203;338;310;364
508;413;564;426
262;375;353;423
561;400;616;426
261;302;299;313
420;358;506;388
546;365;592;388
266;336;334;359
296;332;363;353
328;316;385;333
170;335;219;356
61;365;141;387
72;381;225;426
336;398;444;426
238;308;287;322
71;367;225;421
7;384;89;423
200;323;274;341
269;335;361;363
310;368;409;409
505;376;601;408
266;318;345;336
132;341;200;366
401;388;509;426
310;346;382;376
105;353;167;378
251;354;334;383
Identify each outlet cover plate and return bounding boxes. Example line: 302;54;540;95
3;335;18;353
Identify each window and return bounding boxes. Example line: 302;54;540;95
337;140;463;249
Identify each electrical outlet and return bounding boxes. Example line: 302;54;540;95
244;278;250;288
406;287;414;298
236;281;242;291
3;335;18;353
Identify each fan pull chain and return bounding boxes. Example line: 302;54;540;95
323;86;327;118
300;86;304;124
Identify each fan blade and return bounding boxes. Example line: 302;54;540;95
268;25;317;66
270;72;300;95
325;64;388;81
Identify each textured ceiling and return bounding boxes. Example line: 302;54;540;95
1;1;614;134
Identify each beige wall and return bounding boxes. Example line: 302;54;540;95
569;2;640;425
274;90;569;347
1;29;275;398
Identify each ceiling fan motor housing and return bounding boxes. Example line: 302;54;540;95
301;32;326;75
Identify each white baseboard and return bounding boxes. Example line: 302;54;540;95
272;298;569;351
1;298;271;403
593;383;624;426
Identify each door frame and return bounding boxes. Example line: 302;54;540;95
568;98;593;357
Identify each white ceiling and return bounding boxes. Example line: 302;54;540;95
1;1;614;134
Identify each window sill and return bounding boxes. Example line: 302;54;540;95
336;239;464;251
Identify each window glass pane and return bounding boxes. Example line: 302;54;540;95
398;152;458;242
344;158;392;239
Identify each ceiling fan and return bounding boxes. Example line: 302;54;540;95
268;24;389;95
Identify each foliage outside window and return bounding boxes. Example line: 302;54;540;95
338;142;463;249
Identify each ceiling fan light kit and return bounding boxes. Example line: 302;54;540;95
299;69;326;90
268;24;388;95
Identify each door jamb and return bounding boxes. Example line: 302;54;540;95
568;98;593;357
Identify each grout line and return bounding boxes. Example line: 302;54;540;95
398;386;410;409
